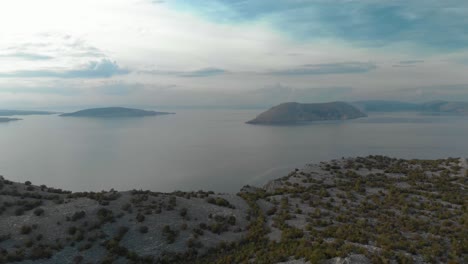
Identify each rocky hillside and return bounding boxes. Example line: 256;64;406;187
0;179;248;263
247;102;367;125
203;156;467;264
0;156;466;263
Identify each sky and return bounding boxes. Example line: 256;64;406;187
1;0;468;109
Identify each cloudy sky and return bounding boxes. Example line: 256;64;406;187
1;0;468;109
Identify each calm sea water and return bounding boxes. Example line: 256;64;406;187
0;110;467;193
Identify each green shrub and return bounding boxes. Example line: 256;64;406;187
139;226;149;234
33;208;45;216
20;225;32;235
71;211;86;221
136;213;145;222
162;225;178;244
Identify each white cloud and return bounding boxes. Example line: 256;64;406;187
0;0;468;108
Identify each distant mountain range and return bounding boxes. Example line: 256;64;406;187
60;107;174;118
353;100;468;114
247;102;367;124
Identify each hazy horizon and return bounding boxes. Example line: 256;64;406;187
3;98;468;113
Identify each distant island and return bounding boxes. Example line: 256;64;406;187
247;100;468;125
0;110;57;116
0;117;21;123
0;156;465;263
247;102;367;124
354;100;468;114
420;100;468;114
60;107;174;118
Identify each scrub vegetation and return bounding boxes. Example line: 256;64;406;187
0;156;466;263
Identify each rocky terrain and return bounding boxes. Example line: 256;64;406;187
247;102;366;125
199;156;467;263
60;107;174;118
0;179;248;263
0;156;466;263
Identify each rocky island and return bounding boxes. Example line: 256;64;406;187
60;107;174;118
0;156;465;263
246;102;367;125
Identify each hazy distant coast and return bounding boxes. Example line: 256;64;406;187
353;100;468;114
0;110;57;116
0;117;21;123
60;107;175;118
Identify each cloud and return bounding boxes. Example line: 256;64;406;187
399;60;424;64
3;34;106;60
179;68;226;77
0;59;129;79
267;62;377;75
63;38;107;58
392;59;425;67
393;84;468;102
141;67;226;77
0;52;53;60
141;63;375;78
166;0;468;51
252;84;355;105
95;81;145;96
0;86;79;95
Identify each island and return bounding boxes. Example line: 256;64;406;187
0;156;465;263
60;107;174;118
246;102;367;125
0;110;57;116
0;117;21;123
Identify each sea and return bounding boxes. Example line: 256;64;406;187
0;110;467;193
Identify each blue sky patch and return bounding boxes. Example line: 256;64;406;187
165;0;468;51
